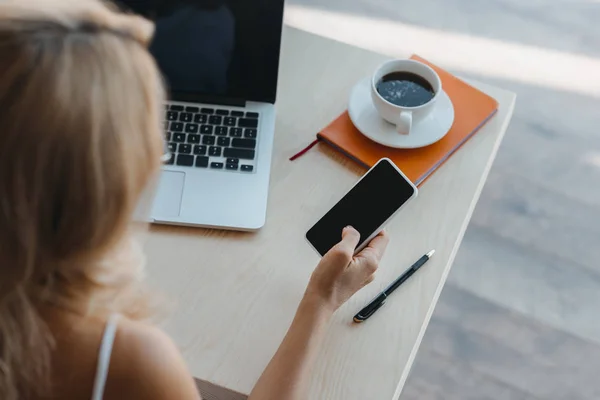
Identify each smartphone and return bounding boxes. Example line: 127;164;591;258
306;158;418;257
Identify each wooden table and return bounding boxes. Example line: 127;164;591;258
146;27;516;400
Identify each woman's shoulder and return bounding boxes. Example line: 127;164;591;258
104;317;201;400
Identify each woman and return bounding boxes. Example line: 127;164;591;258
0;1;389;399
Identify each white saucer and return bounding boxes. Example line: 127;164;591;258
348;77;455;149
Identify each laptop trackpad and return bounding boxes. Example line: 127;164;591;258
152;171;185;218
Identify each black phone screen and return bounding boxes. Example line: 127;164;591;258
306;160;416;256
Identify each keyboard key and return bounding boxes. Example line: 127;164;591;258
246;112;259;118
185;106;199;113
168;142;177;153
241;165;254;172
165;132;171;141
200;125;213;135
201;108;214;114
171;122;184;132
179;112;193;122
229;128;243;138
217;137;230;147
187;134;200;144
209;146;221;157
238;118;258;128
165;153;175;165
210;162;224;169
185;123;199;134
176;154;194;166
202;135;215;145
226;163;238;171
224;148;255;160
194;114;207;123
167;111;178;121
231;111;245;117
227;158;239;164
196;156;209;168
232;138;256;149
208;116;222;125
244;129;257;138
223;117;237;126
170;105;184;111
178;144;192;154
216;109;229;116
215;126;228;136
193;145;207;155
164;121;170;130
173;133;186;143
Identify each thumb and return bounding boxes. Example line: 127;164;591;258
339;226;361;254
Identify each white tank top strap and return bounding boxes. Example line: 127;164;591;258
91;314;120;400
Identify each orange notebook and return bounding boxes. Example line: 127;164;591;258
310;55;498;186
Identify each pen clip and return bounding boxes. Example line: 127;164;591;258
365;298;386;318
353;293;387;323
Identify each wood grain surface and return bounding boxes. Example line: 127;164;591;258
284;1;600;399
144;26;515;399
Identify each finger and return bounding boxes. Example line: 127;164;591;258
337;226;361;254
358;230;390;262
322;226;361;266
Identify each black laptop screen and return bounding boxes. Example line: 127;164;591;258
116;0;284;104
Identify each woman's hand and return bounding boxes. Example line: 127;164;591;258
250;226;389;400
305;226;389;312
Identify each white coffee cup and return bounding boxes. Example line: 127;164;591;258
371;59;442;135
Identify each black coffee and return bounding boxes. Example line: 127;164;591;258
376;72;435;107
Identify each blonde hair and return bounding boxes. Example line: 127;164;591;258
0;0;165;398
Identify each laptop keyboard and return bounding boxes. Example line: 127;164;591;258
164;104;259;173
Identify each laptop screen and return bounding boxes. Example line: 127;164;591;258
116;0;285;105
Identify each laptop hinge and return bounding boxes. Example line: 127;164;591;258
170;93;246;108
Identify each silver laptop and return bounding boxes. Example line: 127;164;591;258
121;0;285;230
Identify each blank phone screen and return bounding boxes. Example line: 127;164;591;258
306;160;416;256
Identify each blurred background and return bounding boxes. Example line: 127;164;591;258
285;0;600;399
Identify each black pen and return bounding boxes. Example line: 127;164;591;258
353;250;435;323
